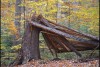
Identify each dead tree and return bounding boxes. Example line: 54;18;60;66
9;13;41;66
22;22;41;63
9;14;99;66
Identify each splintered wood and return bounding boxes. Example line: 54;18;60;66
11;13;99;67
28;14;99;57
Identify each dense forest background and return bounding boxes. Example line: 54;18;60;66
1;0;99;66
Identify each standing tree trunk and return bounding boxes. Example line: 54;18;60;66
13;0;22;46
22;22;41;64
9;22;41;66
56;0;61;23
15;0;21;32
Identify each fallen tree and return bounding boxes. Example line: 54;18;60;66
10;13;99;66
29;21;99;46
38;15;99;41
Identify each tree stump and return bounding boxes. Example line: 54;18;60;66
9;22;41;67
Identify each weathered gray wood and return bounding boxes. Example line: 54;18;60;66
39;15;99;41
22;23;40;64
42;31;98;50
50;22;99;41
9;22;41;66
43;32;81;56
40;19;80;55
29;21;99;46
39;16;99;43
43;18;99;41
47;32;82;56
38;15;55;28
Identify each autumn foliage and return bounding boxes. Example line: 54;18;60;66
1;0;99;67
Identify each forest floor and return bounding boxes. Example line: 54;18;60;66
14;58;99;67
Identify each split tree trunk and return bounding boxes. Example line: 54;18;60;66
29;21;99;46
9;22;41;66
22;22;41;64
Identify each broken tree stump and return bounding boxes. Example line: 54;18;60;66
10;13;99;66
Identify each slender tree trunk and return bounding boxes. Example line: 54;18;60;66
15;0;21;35
56;0;61;23
13;0;22;45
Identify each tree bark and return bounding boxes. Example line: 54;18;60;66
38;15;99;41
29;21;99;46
15;0;22;35
13;0;22;46
9;22;41;66
56;0;61;23
44;18;99;41
22;22;41;64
